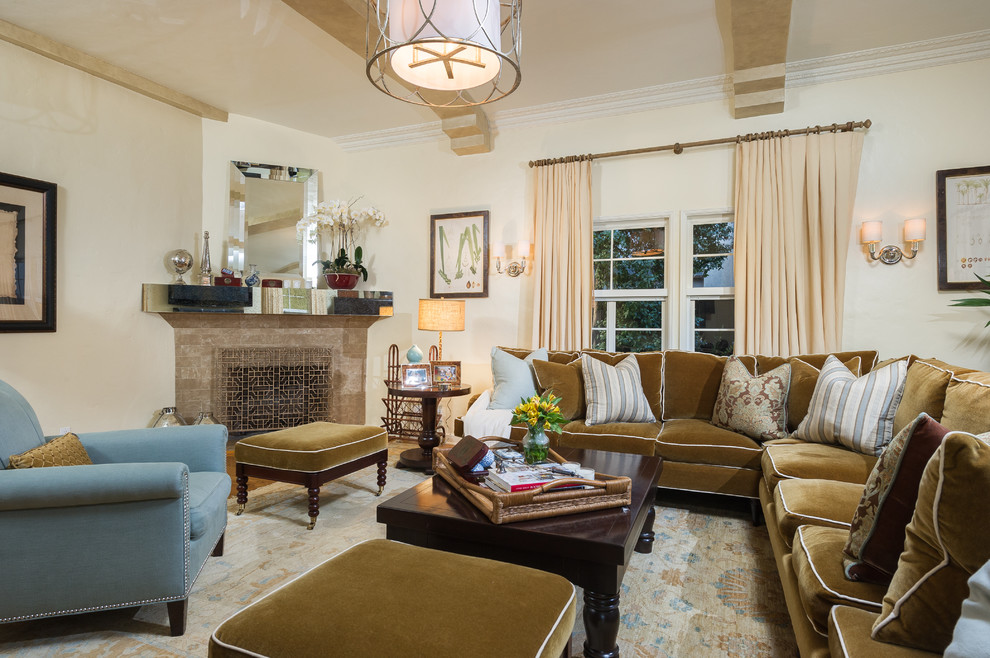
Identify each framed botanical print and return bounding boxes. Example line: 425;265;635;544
430;210;488;298
0;171;57;332
937;165;990;291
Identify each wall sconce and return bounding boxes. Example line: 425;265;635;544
860;218;926;264
494;241;530;277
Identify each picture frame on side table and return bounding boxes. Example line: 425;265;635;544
937;165;990;291
430;210;489;298
0;171;57;332
401;364;432;388
431;361;461;387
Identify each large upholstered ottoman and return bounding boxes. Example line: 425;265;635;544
209;539;577;658
234;422;388;529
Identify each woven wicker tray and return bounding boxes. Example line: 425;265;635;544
433;442;632;524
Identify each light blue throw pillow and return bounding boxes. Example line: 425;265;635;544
488;347;549;409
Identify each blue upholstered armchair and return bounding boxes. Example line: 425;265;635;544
0;378;230;636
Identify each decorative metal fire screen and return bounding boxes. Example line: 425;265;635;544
214;347;333;434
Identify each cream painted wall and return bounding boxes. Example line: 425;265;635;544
199;59;990;432
0;40;204;435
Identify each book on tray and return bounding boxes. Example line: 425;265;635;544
486;466;586;493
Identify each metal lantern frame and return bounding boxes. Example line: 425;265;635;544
367;0;522;108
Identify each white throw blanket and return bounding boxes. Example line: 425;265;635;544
461;389;513;439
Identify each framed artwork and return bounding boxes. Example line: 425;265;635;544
430;210;489;298
431;361;461;386
0;171;57;332
400;364;432;388
937;165;990;291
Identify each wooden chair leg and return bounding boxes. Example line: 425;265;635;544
167;599;188;636
376;461;387;496
236;464;248;515
307;486;320;530
212;532;225;557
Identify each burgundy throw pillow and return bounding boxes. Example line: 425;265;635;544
843;413;948;583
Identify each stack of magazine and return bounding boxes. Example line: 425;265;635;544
485;448;590;493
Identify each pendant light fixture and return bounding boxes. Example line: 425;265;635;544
367;0;522;108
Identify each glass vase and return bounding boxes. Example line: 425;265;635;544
523;427;550;464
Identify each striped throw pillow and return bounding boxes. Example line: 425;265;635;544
793;355;908;455
581;353;656;425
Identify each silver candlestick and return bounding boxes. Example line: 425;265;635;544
200;231;212;285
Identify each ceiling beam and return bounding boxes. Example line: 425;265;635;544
284;0;493;155
0;18;227;121
729;0;792;118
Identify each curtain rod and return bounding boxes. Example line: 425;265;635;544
527;119;872;168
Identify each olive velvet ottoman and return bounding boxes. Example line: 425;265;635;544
234;422;388;529
209;539;577;658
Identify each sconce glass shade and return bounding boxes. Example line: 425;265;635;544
861;220;883;244
904;218;927;242
368;0;522;108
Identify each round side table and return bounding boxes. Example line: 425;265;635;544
387;384;471;475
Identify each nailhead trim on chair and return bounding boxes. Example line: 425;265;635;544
0;471;230;625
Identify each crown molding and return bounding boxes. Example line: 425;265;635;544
787;28;990;87
334;121;444;152
334;29;990;152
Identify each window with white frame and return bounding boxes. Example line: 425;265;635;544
591;211;734;354
681;211;735;355
592;218;667;352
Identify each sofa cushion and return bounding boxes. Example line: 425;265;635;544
489;347;548;409
793;525;886;635
711;357;790;441
532;359;584;421
828;606;935;658
8;432;92;469
661;351;756;421
843;413;948;584
940;372;990;434
773;479;862;549
657;419;763;469
0;379;46;469
581;354;655;425
188;471;230;541
498;347;579;365
762;443;877;491
892;360;954;435
756;349;879;376
583;350;663;420
873;432;990;653
946;558;990;658
793;356;908;456
788;356;862;432
558;420;660;457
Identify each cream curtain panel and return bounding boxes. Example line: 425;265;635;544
733;131;865;356
532;159;593;350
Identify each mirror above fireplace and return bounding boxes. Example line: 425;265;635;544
225;161;319;282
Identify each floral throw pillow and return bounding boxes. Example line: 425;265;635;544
711;356;791;441
843;412;948;583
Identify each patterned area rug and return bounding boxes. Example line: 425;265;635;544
0;444;796;657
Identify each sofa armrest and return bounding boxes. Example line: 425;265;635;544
0;462;186;511
78;425;227;472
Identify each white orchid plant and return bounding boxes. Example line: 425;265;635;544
297;198;387;277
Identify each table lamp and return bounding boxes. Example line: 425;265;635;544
418;298;465;361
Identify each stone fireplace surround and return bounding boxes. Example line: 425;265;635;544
160;314;386;429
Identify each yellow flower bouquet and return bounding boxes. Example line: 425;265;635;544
510;390;567;463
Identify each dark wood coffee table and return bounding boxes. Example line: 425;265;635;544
377;447;662;658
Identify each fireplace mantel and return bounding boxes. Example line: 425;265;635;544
150;305;390;428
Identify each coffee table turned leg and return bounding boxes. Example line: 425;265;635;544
376;461;387;496
635;506;656;554
235;474;248;516
307;487;320;530
583;590;621;658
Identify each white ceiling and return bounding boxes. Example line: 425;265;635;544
1;0;989;139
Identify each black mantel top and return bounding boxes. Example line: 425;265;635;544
141;283;393;318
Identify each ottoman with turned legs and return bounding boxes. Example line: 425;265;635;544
234;422;388;530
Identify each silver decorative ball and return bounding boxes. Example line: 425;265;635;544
165;249;194;283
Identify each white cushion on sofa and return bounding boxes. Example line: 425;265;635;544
463;389;513;439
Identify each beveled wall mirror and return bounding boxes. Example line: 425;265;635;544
226;161;319;281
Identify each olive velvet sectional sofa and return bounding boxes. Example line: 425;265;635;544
456;347;990;657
